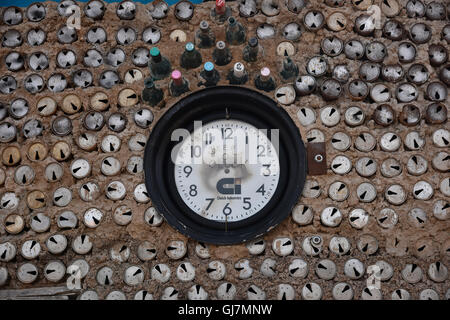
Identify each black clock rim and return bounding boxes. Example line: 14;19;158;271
144;86;307;245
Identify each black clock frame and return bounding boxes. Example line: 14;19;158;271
144;86;306;244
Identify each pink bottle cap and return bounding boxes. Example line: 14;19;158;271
216;0;226;15
171;70;183;85
261;67;270;77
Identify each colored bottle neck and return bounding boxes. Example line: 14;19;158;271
152;53;162;63
173;76;185;86
249;45;258;55
185;49;196;57
260;75;270;82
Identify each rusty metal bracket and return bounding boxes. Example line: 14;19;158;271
307;142;327;175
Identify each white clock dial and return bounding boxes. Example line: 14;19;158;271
174;120;280;222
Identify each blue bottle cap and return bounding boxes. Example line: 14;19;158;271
185;42;194;52
204;62;214;72
248;37;258;47
150;47;160;57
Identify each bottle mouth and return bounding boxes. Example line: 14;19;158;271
249;37;258;47
200;20;209;30
261;67;271;78
216;41;226;50
228;17;236;26
144;78;154;88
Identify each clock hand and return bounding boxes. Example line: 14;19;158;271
225;214;228;233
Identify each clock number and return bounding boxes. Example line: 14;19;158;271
205;132;213;145
243;197;251;210
183;166;192;178
221;128;233;139
191;145;201;158
262;164;271;176
223;203;232;215
189;184;198;197
256;184;266;196
205;198;214;210
257;145;266;157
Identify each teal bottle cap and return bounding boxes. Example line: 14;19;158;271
150;47;160;57
204;62;214;72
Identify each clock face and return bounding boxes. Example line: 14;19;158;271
174;119;280;222
144;86;306;244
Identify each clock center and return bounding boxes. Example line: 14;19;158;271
173;119;280;222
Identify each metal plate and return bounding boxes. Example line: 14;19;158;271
307;142;327;175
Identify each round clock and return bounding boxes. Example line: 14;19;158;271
144;86;306;244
